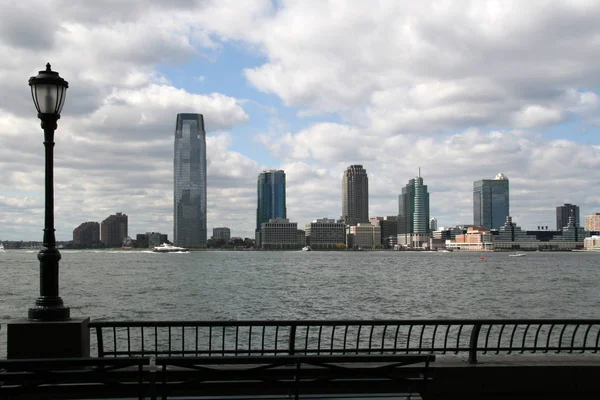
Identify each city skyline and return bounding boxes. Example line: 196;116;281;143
1;1;600;241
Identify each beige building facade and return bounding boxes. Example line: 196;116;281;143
348;223;381;248
261;218;300;249
585;213;600;231
305;218;346;249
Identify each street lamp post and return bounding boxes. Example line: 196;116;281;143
28;63;70;321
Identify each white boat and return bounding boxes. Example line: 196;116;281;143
437;248;452;253
302;246;311;252
509;252;526;257
0;242;4;251
153;243;188;253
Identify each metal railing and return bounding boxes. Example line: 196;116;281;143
90;319;600;363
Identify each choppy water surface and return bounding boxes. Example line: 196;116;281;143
1;249;599;356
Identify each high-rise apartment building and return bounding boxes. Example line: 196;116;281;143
256;170;287;245
556;203;580;230
585;213;600;231
398;169;430;244
73;221;100;246
174;113;207;246
341;165;369;225
101;212;128;246
473;173;509;230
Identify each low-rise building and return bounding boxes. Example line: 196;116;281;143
261;218;300;249
397;232;431;248
305;218;346;249
212;227;231;242
348;223;381;249
446;226;494;251
584;236;600;251
493;216;585;251
135;232;168;248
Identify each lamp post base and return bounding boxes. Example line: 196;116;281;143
7;317;89;359
28;304;71;321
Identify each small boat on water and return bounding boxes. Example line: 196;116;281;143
153;243;188;253
302;246;312;252
437;248;452;253
0;242;4;251
509;252;526;257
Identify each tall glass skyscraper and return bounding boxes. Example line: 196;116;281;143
256;170;287;245
341;165;369;225
174;113;207;246
473;173;509;230
398;169;430;240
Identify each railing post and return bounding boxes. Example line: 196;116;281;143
96;326;104;357
468;323;482;364
289;324;297;355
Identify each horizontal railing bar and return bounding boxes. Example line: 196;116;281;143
89;319;600;327
100;348;466;356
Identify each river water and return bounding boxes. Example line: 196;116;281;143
1;249;599;356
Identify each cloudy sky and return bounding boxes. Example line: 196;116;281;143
1;0;600;241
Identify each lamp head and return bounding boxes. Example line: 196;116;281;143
29;63;68;116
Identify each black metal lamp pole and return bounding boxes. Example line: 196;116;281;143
28;63;70;321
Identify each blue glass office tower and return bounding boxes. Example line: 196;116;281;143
473;173;509;230
174;113;207;246
398;169;430;241
256;170;286;245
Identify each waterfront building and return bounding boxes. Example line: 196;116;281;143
73;221;100;246
473;173;509;230
347;223;381;249
429;217;438;232
341;165;369;225
147;232;168;248
585;213;600;231
256;170;287;246
446;227;494;251
305;218;346;249
212;227;231;242
584;236;600;251
174;113;207;247
370;216;398;247
297;229;306;246
494;216;585;251
101;212;128;246
260;218;299;249
398;168;430;246
136;233;149;248
556;204;580;230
